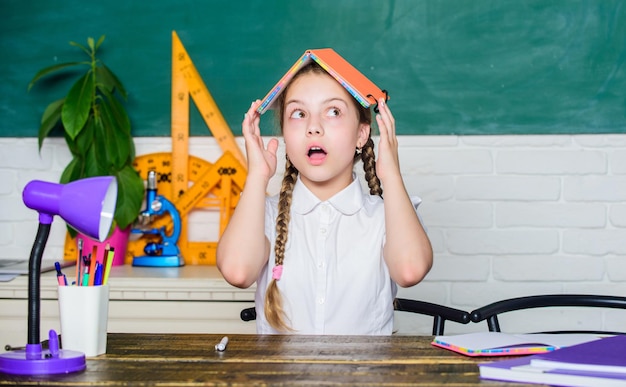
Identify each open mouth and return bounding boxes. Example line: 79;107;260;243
308;146;326;156
307;146;327;162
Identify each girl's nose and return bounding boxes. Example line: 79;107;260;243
307;120;323;136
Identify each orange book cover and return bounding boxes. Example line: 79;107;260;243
257;48;388;114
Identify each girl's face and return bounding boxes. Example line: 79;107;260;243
282;71;370;200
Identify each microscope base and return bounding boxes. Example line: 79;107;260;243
132;255;185;267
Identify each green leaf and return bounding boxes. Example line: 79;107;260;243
95;35;106;50
98;64;127;98
69;41;90;56
68;115;95;158
113;165;144;229
87;37;95;52
41;98;65;125
37;98;64;150
28;62;85;91
62;72;94;139
100;87;130;134
84;140;107;177
63;130;78;157
99;87;134;169
92;111;119;169
60;157;84;184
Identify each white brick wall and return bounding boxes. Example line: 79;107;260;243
2;134;625;334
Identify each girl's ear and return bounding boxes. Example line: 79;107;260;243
357;123;371;147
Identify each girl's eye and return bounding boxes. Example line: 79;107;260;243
289;109;305;119
327;107;341;117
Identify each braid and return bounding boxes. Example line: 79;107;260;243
264;158;298;331
360;137;383;198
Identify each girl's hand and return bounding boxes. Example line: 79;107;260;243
374;98;401;183
242;100;279;181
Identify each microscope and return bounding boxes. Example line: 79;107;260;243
131;170;184;267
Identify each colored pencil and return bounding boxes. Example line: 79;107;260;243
103;247;115;285
88;246;97;286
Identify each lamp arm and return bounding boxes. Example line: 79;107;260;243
28;222;51;345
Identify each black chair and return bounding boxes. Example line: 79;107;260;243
240;307;257;322
470;294;626;334
394;298;471;335
241;298;471;335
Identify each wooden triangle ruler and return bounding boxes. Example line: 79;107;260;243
171;30;246;199
128;31;247;265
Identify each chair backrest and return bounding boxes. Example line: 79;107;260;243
470;294;626;334
394;298;471;335
241;298;471;335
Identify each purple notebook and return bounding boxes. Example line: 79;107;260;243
480;356;626;387
479;335;626;387
530;334;626;374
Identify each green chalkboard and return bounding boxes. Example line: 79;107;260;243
1;0;625;137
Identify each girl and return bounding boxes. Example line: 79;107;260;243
216;58;433;335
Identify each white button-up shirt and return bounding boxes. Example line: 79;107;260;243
255;176;422;335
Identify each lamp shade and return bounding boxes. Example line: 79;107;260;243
22;176;117;242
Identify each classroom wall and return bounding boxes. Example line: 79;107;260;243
3;0;626;137
3;0;625;334
2;134;625;334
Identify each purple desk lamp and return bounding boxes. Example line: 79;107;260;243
0;176;117;375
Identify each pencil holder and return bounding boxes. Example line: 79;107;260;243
58;285;110;357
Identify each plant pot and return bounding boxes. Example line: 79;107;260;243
79;226;130;267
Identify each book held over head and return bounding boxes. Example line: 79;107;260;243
256;48;388;115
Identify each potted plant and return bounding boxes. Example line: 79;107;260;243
28;35;144;264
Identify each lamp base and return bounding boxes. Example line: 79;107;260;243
0;345;86;376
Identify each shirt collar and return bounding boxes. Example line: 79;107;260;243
292;174;364;215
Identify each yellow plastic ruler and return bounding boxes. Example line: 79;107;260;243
171;30;190;199
65;31;247;265
171;30;246;180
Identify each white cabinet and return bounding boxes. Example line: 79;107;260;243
0;265;256;352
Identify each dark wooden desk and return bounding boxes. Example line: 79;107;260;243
0;334;533;386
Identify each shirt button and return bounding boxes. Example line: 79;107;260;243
317;297;325;304
320;228;327;234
